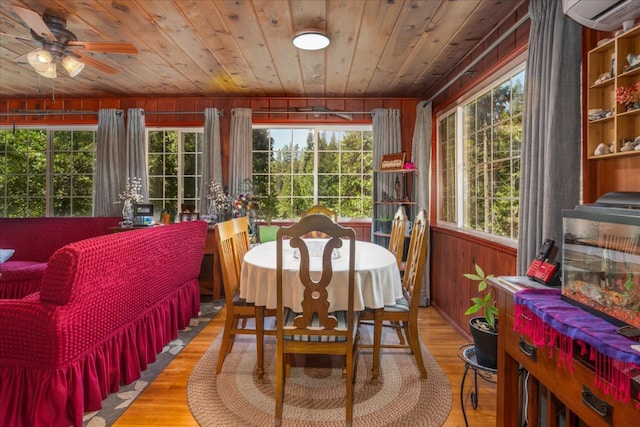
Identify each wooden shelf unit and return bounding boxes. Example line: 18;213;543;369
372;168;415;248
587;24;640;159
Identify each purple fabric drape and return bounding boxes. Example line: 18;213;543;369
514;288;640;406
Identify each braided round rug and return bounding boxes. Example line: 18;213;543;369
187;326;452;426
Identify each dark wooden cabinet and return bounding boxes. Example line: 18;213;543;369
199;227;222;299
489;277;639;427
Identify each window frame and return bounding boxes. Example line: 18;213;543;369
0;125;97;217
146;127;204;217
436;57;526;247
252;124;374;219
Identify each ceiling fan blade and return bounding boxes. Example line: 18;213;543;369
67;41;138;54
73;52;119;74
10;5;56;41
0;31;37;44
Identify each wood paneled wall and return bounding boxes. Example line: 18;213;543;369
430;227;517;337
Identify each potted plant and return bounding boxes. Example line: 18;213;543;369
160;208;173;225
376;214;393;234
464;263;499;369
259;191;278;225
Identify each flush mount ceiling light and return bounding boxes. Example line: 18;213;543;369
292;31;330;50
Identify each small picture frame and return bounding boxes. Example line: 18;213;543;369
380;152;406;170
133;203;154;217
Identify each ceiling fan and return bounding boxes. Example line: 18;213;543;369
1;4;138;78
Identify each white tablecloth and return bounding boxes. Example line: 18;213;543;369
240;239;403;312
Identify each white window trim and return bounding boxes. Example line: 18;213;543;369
436;56;526;248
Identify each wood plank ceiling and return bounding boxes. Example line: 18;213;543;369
0;0;525;100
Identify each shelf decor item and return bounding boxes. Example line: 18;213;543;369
380;152;405;170
206;180;230;222
116;177;143;227
615;82;640;111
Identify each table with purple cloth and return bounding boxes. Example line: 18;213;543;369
514;288;640;406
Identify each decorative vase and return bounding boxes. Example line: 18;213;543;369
121;199;134;227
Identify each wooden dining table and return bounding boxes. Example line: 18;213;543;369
239;238;403;380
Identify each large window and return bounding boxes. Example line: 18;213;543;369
252;126;373;219
437;66;525;241
147;129;203;215
0;128;96;217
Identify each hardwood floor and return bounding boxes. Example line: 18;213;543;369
114;301;496;426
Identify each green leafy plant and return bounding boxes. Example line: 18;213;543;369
464;264;498;332
259;191;278;224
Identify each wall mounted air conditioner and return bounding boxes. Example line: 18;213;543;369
562;0;639;31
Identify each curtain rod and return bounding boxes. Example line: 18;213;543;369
0;110;101;116
0;109;223;117
426;11;530;103
252;110;371;115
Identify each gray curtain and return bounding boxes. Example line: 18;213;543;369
199;108;222;213
372;107;402;203
125;108;148;201
411;100;432;305
228;107;253;196
94;109;125;216
517;0;582;274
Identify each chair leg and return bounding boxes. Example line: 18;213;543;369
369;308;383;384
274;346;285;426
394;321;406;345
255;306;265;379
407;321;427;378
345;350;354;427
216;311;236;374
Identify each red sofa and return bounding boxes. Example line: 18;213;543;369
0;217;121;299
0;221;207;427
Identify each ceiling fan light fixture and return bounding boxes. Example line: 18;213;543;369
292;31;330;50
61;55;85;77
27;49;52;72
35;62;57;79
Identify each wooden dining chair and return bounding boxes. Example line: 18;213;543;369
359;209;429;383
231;216;251;262
301;204;338;221
257;224;280;243
274;214;359;426
215;219;270;379
300;205;338;238
388;206;407;269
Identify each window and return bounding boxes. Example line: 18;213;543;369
147;129;203;216
252;126;373;219
437;66;525;241
0;128;96;217
51;130;96;216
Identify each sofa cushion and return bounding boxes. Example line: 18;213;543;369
0;217;121;262
0;261;47;299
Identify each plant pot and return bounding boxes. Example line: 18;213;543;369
377;220;392;234
161;213;171;225
469;316;498;369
